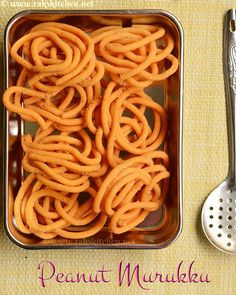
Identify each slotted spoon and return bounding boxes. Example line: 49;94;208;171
201;9;236;254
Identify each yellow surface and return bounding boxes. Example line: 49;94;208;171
0;0;236;294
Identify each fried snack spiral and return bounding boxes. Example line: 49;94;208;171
91;25;178;88
3;21;179;240
12;22;103;87
14;173;107;239
3;22;104;130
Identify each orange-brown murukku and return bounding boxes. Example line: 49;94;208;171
3;21;178;239
91;25;178;88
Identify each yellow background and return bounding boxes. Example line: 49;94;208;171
0;0;236;294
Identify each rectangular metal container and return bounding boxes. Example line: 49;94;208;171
3;10;183;249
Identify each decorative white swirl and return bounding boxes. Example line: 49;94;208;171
229;43;236;94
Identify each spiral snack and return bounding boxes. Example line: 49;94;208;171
12;22;102;87
99;82;167;166
3;22;103;130
91;25;178;88
14;173;106;239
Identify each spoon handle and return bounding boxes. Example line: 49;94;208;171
224;9;236;184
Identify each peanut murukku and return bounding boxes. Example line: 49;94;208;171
3;21;178;239
92;25;178;88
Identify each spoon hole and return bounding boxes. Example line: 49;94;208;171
227;198;232;203
228;225;232;229
227;207;232;212
218;224;223;229
228;216;232;221
230;19;236;32
227;242;231;247
209;224;213;228
219;198;223;203
219;207;223;211
209;206;213;210
209;215;213;219
227;234;232;239
217;233;222;237
218;215;222;220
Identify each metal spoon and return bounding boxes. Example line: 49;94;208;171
201;9;236;254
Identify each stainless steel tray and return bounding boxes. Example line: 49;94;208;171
3;9;184;249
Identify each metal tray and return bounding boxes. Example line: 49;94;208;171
3;9;184;249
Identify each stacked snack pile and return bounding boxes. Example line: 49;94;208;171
3;22;178;239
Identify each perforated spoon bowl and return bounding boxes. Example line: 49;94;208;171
201;9;236;254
